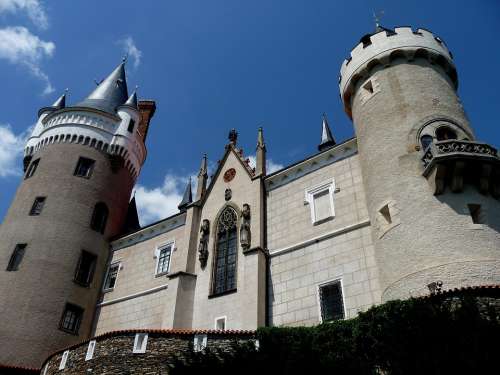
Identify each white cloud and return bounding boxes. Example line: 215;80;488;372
0;123;26;177
0;0;49;29
247;155;284;174
0;26;55;94
119;36;142;69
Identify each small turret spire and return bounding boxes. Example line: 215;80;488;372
123;87;138;109
178;177;193;211
196;154;208;200
255;127;267;176
228;129;238;146
37;90;67;117
318;113;336;152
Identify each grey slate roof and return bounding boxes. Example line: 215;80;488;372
37;92;66;117
318;113;336;151
75;62;129;114
122;90;138;109
178;178;193;211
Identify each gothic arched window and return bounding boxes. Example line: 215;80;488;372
91;202;109;234
212;206;238;295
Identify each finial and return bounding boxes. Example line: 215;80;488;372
373;10;384;32
122;53;128;64
257;126;265;149
228;129;238;145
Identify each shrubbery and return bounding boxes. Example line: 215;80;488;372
170;294;500;375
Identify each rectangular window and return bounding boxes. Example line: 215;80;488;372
25;158;40;179
215;316;226;330
74;157;95;178
305;179;335;224
6;244;27;271
59;350;69;370
193;334;208;352
133;333;148;353
85;340;96;361
127;119;136;133
29;196;46;216
74;250;97;287
156;244;172;275
103;262;120;291
319;280;345;322
59;303;84;335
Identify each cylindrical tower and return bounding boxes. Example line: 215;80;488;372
339;26;500;302
0;62;155;367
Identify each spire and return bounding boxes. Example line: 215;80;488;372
37;91;67;117
255;127;267;176
122;195;141;234
318;113;336;152
196;154;208;201
123;89;138;110
178;177;193;211
228;129;238;146
75;61;129;114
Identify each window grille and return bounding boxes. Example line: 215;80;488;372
74;157;95;178
60;303;84;334
25;158;40;179
6;244;27;271
29;197;46;215
213;207;238;295
104;263;120;290
319;280;345;322
156;244;172;275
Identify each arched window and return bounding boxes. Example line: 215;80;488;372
420;135;433;151
436;126;457;141
91;202;108;234
212;206;238;295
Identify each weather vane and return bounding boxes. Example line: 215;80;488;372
373;10;384;30
122;53;128;64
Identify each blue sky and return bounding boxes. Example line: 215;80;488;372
0;0;499;225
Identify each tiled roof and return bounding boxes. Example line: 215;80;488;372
0;363;39;373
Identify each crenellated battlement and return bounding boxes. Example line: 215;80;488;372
339;27;457;118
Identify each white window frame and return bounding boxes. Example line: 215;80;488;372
103;261;121;292
214;316;227;330
85;340;96;361
133;333;148;353
42;364;48;375
316;278;346;323
193;334;208;352
304;178;335;224
154;241;174;276
59;350;69;370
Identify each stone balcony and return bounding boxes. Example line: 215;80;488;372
421;140;500;196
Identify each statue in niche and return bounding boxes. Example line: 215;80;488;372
240;204;251;250
198;219;210;267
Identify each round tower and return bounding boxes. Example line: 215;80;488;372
339;27;500;301
0;62;155;367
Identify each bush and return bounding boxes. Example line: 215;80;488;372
170;294;500;375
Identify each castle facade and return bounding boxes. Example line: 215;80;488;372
1;25;499;369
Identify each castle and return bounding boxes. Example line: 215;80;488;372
1;24;499;371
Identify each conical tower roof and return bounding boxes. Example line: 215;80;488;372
122;89;138;110
75;62;129;114
178;178;193;211
318;113;336;151
38;91;67;117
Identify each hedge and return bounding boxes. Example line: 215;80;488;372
170;294;500;375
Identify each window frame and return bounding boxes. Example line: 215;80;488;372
6;243;27;271
154;241;174;276
59;350;69;370
317;278;346;323
74;157;95;179
73;250;98;287
90;202;109;234
25;158;40;179
59;303;84;335
304;178;336;224
214;316;227;330
103;262;121;292
29;196;46;216
193;334;208;352
85;340;96;361
133;333;148;354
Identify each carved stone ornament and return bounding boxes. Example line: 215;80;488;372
225;188;232;201
198;219;210;268
240;203;251;251
223;168;236;182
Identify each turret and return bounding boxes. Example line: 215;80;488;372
339;26;500;301
0;61;156;367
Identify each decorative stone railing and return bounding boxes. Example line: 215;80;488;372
421;140;500;196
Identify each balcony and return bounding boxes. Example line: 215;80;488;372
421;140;500;196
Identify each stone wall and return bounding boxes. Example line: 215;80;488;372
41;330;255;375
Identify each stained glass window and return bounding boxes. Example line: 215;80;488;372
213;206;238;295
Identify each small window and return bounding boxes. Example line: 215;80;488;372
363;80;374;94
74;250;97;287
127;119;136;133
60;303;84;335
215;316;226;330
319;280;345;322
155;244;172;275
420;135;433;151
74;157;95;178
436;126;457;141
379;204;392;225
29;197;46;216
6;244;27;271
305;179;335;224
59;350;69;370
90;202;108;234
468;204;484;224
133;333;148;353
103;263;120;291
85;340;96;361
25;158;40;179
193;334;208;352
